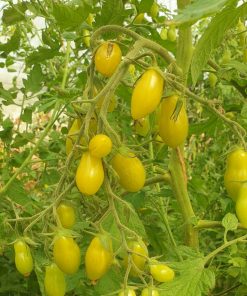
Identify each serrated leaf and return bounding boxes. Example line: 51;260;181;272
23;65;43;93
26;47;62;66
95;0;125;27
222;213;238;231
6;179;30;206
173;0;232;26
0;28;21;54
2;3;27;25
159;258;215;296
20;107;33;123
191;3;247;85
0;83;15;104
52;3;89;30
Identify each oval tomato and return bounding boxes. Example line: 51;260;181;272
208;73;217;88
133;117;150;137
111;152;146;192
236;183;247;227
14;240;33;277
57;203;76;229
94;42;122;77
150;261;175;282
82;29;90;48
160;28;168;40
224;148;247;201
141;287;160;296
123;240;148;277
167;27;176;42
119;289;137;296
76;152;104;195
158;95;188;148
133;13;145;24
89;134;112;158
131;69;164;120
85;235;113;281
150;2;159;18
44;263;66;296
53;236;81;274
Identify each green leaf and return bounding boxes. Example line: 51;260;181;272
6;179;30;206
12;132;35;148
20;107;33;123
159;258;215;296
191;3;247;85
172;0;232;26
2;3;27;25
138;0;153;13
222;60;247;77
52;3;89;30
95;0;125;27
0;118;14;143
241;103;247;119
0;28;21;54
222;213;238;231
0;83;16;105
94;268;122;295
26;47;62;66
23;65;43;93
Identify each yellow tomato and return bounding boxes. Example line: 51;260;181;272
208;73;218;88
133;117;150;137
141;287;160;296
134;13;145;24
150;2;159;18
150;261;175;282
160;28;168;40
119;289;137;296
44;263;66;296
111;152;146;192
224;148;247;201
236;183;247;227
94;42;122;77
53;236;81;275
85;235;113;281
131;69;164;120
82;29;90;48
14;240;33;277
158;95;188;148
57;203;76;229
167;26;176;42
89;134;112;158
76;152;104;195
123;240;148;277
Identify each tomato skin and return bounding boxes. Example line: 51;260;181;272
119;289;137;296
134;13;145;24
160;28;168;40
150;262;175;282
111;153;146;192
158;95;188;148
236;183;247;227
123;241;148;277
150;2;159;19
208;73;217;88
82;29;90;48
131;69;164;120
141;287;160;296
167;27;176;42
133;117;150;137
76;152;104;195
89;134;112;158
53;236;81;275
57;203;76;229
44;263;66;296
85;236;113;281
224;148;247;201
14;240;33;277
94;42;122;77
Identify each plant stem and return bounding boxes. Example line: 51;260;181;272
195;219;246;230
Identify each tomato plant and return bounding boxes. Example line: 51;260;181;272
141;287;159;296
56;203;76;229
14;240;33;277
149;261;175;283
44;263;66;296
88;134;112;158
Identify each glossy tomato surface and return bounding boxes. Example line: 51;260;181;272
111;153;146;192
89;134;112;158
118;289;137;296
44;263;66;296
224;148;247;201
131;69;164;120
123;240;148;277
236;183;247;227
94;42;122;77
150;262;175;282
158;95;188;148
14;240;33;277
76;152;104;195
141;287;160;296
53;236;81;274
85;235;113;281
57;203;76;229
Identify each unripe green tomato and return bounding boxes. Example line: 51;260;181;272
150;262;175;282
57;203;76;229
150;2;159;19
160;28;168;40
44;263;66;296
208;73;218;88
119;289;136;296
141;287;160;296
82;29;90;48
167;27;176;42
221;50;231;64
134;13;144;24
236;183;247;227
237;20;246;46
